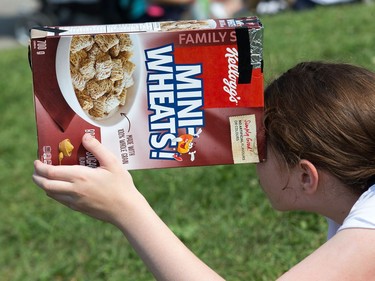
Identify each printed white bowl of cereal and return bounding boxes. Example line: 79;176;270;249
56;33;140;127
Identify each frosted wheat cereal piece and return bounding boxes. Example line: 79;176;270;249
113;79;125;95
70;49;88;68
88;79;113;99
94;34;119;53
86;79;106;99
110;59;124;81
160;20;210;31
71;68;87;91
89;95;107;118
76;89;93;111
123;60;136;77
87;43;103;61
123;76;134;88
98;79;113;96
185;20;211;29
114;75;134;94
120;60;136;88
160;21;180;31
109;43;120;57
118;50;133;62
118;89;127;106
95;53;112;80
117;34;133;52
84;42;94;52
70;35;94;53
104;94;121;113
79;58;96;80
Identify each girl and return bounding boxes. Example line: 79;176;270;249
33;61;375;280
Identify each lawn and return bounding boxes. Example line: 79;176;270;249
1;3;374;280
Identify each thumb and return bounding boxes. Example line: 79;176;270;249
82;133;121;170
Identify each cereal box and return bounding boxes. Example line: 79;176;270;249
29;17;265;170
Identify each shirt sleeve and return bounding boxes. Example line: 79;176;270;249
338;184;375;232
326;217;341;240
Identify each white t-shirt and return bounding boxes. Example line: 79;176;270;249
327;184;375;240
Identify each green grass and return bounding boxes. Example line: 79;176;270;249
1;3;375;280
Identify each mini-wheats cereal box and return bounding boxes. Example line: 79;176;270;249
29;17;265;170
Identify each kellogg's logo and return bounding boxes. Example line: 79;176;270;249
224;47;240;105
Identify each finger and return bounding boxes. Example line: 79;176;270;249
81;133;121;170
34;160;88;182
32;170;74;195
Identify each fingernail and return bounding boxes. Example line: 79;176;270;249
83;133;94;141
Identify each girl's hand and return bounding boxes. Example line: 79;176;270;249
33;134;226;281
32;133;141;224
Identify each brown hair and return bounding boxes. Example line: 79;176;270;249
264;61;375;194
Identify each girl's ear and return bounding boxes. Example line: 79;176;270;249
298;159;319;195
